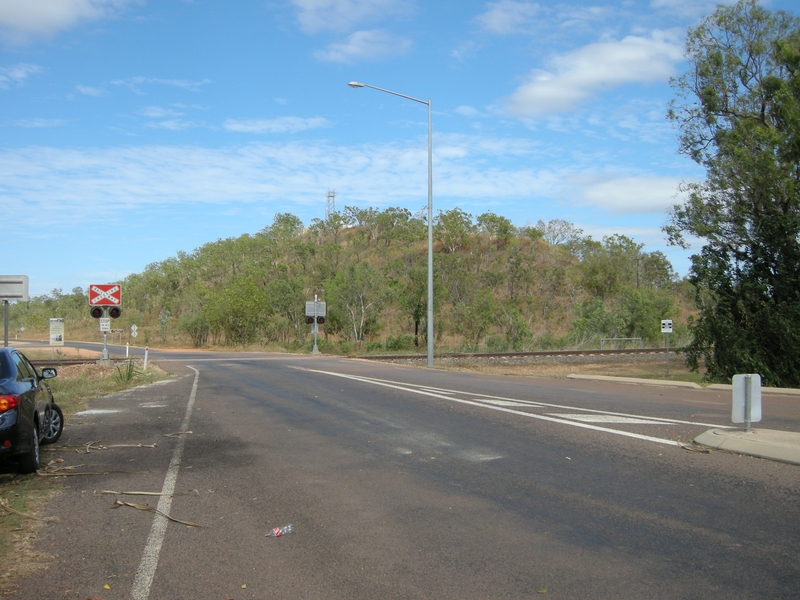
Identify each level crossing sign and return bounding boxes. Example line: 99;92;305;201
89;284;122;306
305;301;326;317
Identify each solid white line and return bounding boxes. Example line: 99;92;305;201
131;366;199;600
300;370;728;429
300;369;699;447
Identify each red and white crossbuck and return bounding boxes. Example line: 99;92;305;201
88;284;122;306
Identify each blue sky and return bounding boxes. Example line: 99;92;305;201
1;0;794;297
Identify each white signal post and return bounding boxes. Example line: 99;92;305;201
306;296;327;354
661;320;673;376
89;283;123;361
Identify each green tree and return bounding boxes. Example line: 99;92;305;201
477;211;515;249
202;276;269;345
435;208;474;253
327;262;385;345
665;0;800;385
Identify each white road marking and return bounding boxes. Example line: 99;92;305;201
476;399;539;407
73;409;121;416
548;414;666;424
298;369;731;448
131;366;199;600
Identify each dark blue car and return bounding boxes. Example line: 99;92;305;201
0;347;63;474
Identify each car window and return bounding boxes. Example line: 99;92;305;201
12;353;34;381
0;355;9;380
19;354;40;379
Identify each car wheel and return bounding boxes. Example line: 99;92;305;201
18;425;40;474
41;404;64;445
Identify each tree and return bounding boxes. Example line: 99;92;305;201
665;0;800;385
327;262;385;345
537;219;583;248
477;211;515;249
435;208;474;253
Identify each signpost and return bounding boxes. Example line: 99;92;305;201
89;284;123;360
661;319;673;377
127;324;138;358
732;374;762;432
0;276;29;348
49;318;64;347
305;297;327;354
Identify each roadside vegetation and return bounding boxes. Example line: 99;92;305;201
0;357;170;595
8;214;691;355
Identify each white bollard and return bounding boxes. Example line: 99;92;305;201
143;346;149;371
126;342;129;358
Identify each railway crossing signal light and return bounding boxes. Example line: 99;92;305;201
90;307;123;318
305;316;325;324
316;316;325;324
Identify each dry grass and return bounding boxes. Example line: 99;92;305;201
433;352;707;384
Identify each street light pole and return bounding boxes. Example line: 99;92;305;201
348;82;434;368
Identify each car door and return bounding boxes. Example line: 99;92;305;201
11;352;38;436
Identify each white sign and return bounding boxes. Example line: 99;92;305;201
305;301;327;317
99;317;111;332
0;275;29;302
661;320;673;334
131;324;138;338
732;374;762;424
49;318;64;347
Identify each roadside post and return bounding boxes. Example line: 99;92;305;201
305;297;327;355
661;319;673;377
88;284;123;361
732;374;762;433
127;324;138;358
0;276;29;347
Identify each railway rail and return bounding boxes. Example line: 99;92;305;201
26;347;678;368
359;347;678;361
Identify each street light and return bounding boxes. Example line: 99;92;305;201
348;81;434;368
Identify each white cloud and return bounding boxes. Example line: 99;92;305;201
112;77;212;94
504;29;683;117
11;118;68;128
139;106;184;118
650;0;737;19
145;119;196;130
291;0;413;34
451;40;478;61
313;29;412;63
0;0;138;42
0;63;42;88
76;84;105;96
476;1;543;35
570;175;685;215
223;117;330;134
0;135;696;273
454;105;481;118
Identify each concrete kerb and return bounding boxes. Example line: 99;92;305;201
566;374;800;396
566;373;800;466
693;428;800;466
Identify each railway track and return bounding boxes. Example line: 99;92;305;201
30;358;117;367
27;347;677;368
360;347;678;361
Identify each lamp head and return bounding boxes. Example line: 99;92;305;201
348;81;366;88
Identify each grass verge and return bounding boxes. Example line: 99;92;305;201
0;359;171;596
435;352;707;384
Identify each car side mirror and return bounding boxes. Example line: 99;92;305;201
41;368;57;379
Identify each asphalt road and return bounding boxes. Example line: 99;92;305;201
8;348;800;599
